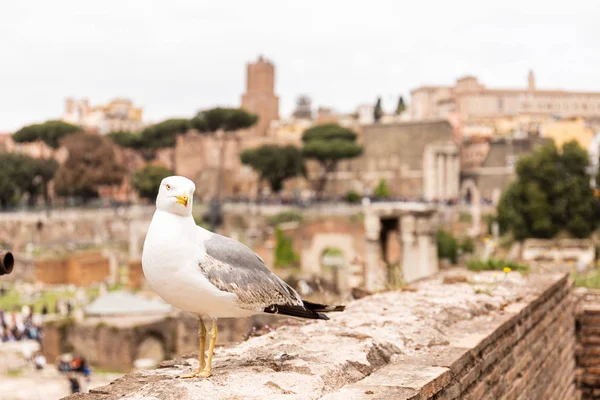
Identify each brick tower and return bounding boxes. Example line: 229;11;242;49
241;55;279;137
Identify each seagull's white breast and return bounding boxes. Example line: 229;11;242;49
142;211;253;318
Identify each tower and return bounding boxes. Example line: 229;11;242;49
528;70;536;90
241;55;280;137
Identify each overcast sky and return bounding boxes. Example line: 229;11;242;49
1;1;598;132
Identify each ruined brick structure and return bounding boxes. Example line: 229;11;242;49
241;55;279;137
35;251;110;286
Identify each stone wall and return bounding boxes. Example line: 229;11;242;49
576;288;600;399
34;251;111;286
66;270;576;399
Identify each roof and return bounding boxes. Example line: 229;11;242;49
84;291;172;316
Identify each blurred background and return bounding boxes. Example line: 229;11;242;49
1;1;599;398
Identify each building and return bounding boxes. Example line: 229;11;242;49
241;56;280;137
460;135;551;203
540;117;595;150
411;71;600;124
292;96;313;120
330;120;459;201
62;97;144;134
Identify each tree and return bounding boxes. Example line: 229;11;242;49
191;107;258;133
497;140;599;240
54;134;125;202
373;97;383;122
301;123;363;198
374;178;391;199
107;131;144;149
190;107;258;229
132;165;174;201
13;120;81;148
395;96;406;115
240;145;305;194
0;154;58;208
140;119;192;149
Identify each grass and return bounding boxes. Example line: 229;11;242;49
0;284;102;313
474;288;493;296
6;369;23;377
267;211;303;226
0;287;75;313
466;258;529;273
458;212;472;223
572;269;600;289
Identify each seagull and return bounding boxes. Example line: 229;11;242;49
142;176;344;378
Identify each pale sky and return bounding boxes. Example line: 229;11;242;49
1;0;598;132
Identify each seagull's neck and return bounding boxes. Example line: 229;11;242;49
149;210;196;238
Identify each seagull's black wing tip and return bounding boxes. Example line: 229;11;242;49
263;300;344;320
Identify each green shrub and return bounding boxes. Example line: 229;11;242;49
437;230;458;264
466;258;529;273
458;212;472;223
345;190;361;203
373;179;391;199
267;211;303;226
460;237;475;254
572;269;600;289
274;228;299;267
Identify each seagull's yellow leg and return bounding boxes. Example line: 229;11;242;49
181;318;207;378
198;318;218;378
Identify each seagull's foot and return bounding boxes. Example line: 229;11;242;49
179;369;201;379
179;368;211;379
198;369;212;378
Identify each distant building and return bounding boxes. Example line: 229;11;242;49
292;96;313;120
540;117;594;150
461;135;551;203
62;97;144;134
241;55;280;137
331;120;459;201
411;71;600;123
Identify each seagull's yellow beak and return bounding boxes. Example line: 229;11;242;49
175;193;189;207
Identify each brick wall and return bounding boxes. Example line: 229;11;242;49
128;260;145;289
430;273;576;399
34;251;110;286
576;288;600;399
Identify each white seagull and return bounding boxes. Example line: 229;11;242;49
142;176;344;378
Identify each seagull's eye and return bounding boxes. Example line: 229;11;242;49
165;184;171;191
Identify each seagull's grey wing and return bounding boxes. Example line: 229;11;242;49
200;233;303;311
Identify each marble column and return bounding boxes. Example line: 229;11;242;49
454;155;461;199
364;213;386;291
400;214;418;282
436;154;445;201
423;147;436;201
446;154;459;200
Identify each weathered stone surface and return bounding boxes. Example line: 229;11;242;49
66;270;569;400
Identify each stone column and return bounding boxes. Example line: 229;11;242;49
400;214;418;282
423;147;436;201
129;218;140;261
445;154;458;200
436;154;445;201
364;213;385;291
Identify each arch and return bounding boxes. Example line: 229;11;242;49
135;331;167;367
459;179;481;205
302;233;356;275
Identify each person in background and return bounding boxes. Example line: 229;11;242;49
41;304;48;316
34;353;46;370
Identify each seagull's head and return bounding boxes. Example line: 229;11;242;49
156;175;196;216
